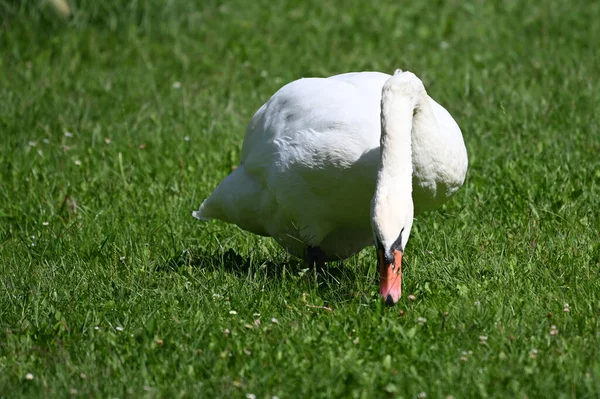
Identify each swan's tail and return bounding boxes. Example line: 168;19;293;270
192;165;269;236
192;202;212;221
192;179;231;222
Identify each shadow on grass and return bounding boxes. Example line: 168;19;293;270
156;246;365;303
154;247;289;278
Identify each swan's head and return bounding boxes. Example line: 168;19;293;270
370;188;414;306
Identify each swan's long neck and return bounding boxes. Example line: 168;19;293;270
371;73;420;251
377;86;415;192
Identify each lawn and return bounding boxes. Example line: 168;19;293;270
1;0;599;397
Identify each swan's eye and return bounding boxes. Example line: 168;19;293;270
390;228;405;253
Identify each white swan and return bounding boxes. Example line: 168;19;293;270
194;70;468;305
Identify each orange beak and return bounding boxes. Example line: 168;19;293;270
378;248;403;306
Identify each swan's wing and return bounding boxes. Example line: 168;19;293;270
198;72;390;242
237;73;391;247
241;72;390;172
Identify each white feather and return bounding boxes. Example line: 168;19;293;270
194;71;468;261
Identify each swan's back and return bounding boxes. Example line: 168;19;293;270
241;72;390;172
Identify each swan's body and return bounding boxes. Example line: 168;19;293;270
194;70;468;303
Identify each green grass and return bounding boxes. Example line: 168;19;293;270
1;0;600;397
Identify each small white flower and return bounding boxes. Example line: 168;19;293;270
271;317;279;324
104;137;111;144
408;294;416;301
418;392;427;398
115;326;124;332
64;131;73;137
530;348;538;359
184;136;190;141
223;328;230;336
479;335;488;344
74;160;82;166
94;326;99;330
246;394;256;399
253;313;261;317
172;81;182;89
550;325;558;336
563;303;570;313
28;141;37;147
417;317;427;325
212;293;223;299
42;221;49;226
25;373;34;380
119;256;126;262
229;310;237;315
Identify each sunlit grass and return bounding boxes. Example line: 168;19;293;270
1;0;599;397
